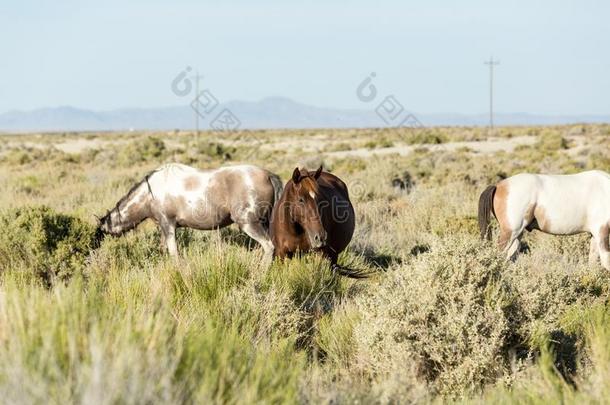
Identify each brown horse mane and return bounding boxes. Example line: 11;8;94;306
287;177;317;201
290;167;322;192
300;176;319;194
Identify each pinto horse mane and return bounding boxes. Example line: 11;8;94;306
102;168;158;221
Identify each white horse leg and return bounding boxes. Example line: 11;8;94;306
162;220;179;257
159;227;167;252
498;225;523;261
505;232;522;261
597;225;610;271
240;222;275;266
589;235;600;265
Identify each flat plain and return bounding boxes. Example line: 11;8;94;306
0;124;609;403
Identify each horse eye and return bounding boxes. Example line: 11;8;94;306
299;197;305;203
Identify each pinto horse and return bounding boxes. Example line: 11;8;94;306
270;166;361;276
478;170;610;269
96;163;283;261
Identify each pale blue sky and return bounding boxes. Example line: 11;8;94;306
0;0;608;114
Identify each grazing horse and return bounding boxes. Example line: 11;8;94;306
96;163;283;261
478;170;610;270
270;166;357;273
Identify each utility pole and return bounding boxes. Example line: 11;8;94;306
192;71;204;136
484;56;500;134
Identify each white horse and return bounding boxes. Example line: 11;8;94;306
96;163;283;262
478;170;610;269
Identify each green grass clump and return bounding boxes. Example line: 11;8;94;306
0;263;306;404
315;305;359;366
176;322;304;404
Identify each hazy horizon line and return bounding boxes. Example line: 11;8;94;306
1;97;608;118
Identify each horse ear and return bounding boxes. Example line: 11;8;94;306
292;167;302;183
314;165;323;179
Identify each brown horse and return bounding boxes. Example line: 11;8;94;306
270;166;362;276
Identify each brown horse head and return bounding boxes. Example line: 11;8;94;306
271;165;359;276
284;166;327;248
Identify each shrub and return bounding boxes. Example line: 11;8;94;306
198;141;234;159
182;140;235;162
364;138;394;149
476;305;610;403
505;257;610;353
117;136;167;165
587;152;610;172
403;129;448;145
1;147;74;167
432;215;479;237
538;130;569;151
0;206;97;284
14;175;44;196
353;237;512;397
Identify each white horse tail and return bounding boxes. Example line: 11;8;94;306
478;185;497;241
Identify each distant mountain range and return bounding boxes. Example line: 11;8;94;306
0;97;608;132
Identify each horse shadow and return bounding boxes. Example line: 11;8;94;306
355;247;403;272
548;330;578;386
344;242;432;274
410;243;431;257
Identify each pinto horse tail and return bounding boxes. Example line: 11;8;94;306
269;173;284;207
263;173;284;231
478;185;497;241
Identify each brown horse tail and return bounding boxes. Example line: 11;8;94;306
478;185;497;241
332;264;373;279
